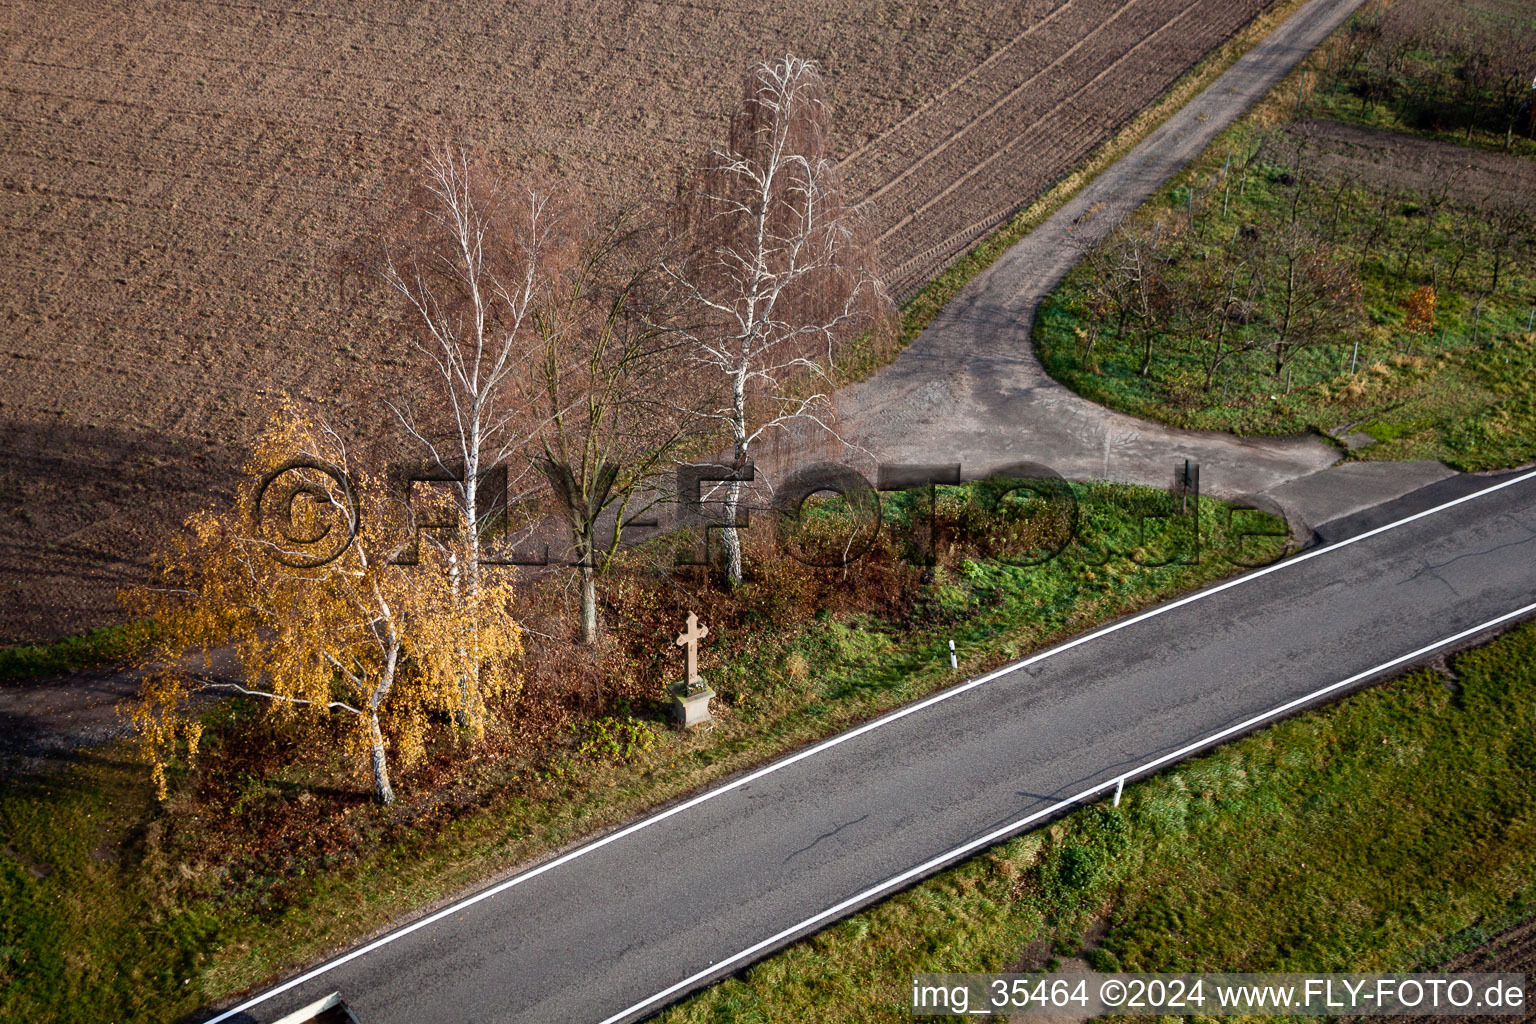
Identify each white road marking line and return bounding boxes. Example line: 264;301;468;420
206;466;1536;1023
600;598;1536;1024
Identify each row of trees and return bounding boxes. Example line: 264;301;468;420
131;56;893;804
1333;0;1536;147
1072;124;1535;400
1075;148;1367;396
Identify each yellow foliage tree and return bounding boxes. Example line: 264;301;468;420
1403;284;1436;340
126;408;523;804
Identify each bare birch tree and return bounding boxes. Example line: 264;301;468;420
378;146;560;729
666;55;891;585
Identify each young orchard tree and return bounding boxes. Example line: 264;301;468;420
528;208;697;644
1259;222;1365;385
1179;248;1262;393
378;146;560;726
127;409;523;805
666;54;892;585
1336;3;1391;86
1488;29;1536;148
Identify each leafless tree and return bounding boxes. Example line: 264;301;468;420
664;55;892;585
1077;217;1181;379
1478;198;1535;301
1336;2;1387;84
1351;182;1403;279
1179;250;1263;393
1103;219;1176;378
1450;18;1536;147
1404;163;1454;280
1258;222;1364;384
1341;0;1535;146
377;146;558;727
528;207;698;643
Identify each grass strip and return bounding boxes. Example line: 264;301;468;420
0;622;157;685
5;0;1314;687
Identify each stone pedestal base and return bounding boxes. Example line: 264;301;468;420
669;681;715;729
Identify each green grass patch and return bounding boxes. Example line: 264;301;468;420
655;619;1536;1024
0;622;157;684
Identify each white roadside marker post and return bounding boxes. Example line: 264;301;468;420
1113;776;1125;808
948;639;957;671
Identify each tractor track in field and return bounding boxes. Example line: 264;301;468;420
854;0;1274;297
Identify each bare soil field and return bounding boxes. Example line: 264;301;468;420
1286;118;1536;207
1363;915;1536;1024
0;0;1277;644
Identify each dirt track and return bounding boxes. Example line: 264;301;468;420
1286;117;1536;208
0;0;1278;644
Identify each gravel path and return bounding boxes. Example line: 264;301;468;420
832;0;1376;506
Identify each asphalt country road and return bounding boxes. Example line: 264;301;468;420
216;467;1536;1024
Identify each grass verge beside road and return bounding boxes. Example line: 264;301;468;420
655;618;1536;1024
1;484;1281;1022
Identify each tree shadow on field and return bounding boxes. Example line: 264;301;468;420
0;416;245;645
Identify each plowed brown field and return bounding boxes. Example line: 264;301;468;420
0;0;1276;643
1361;916;1536;1024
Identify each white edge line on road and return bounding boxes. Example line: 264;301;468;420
206;465;1536;1024
598;598;1536;1024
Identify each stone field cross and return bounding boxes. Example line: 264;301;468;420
676;611;709;690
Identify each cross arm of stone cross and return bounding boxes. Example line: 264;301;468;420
675;612;708;646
